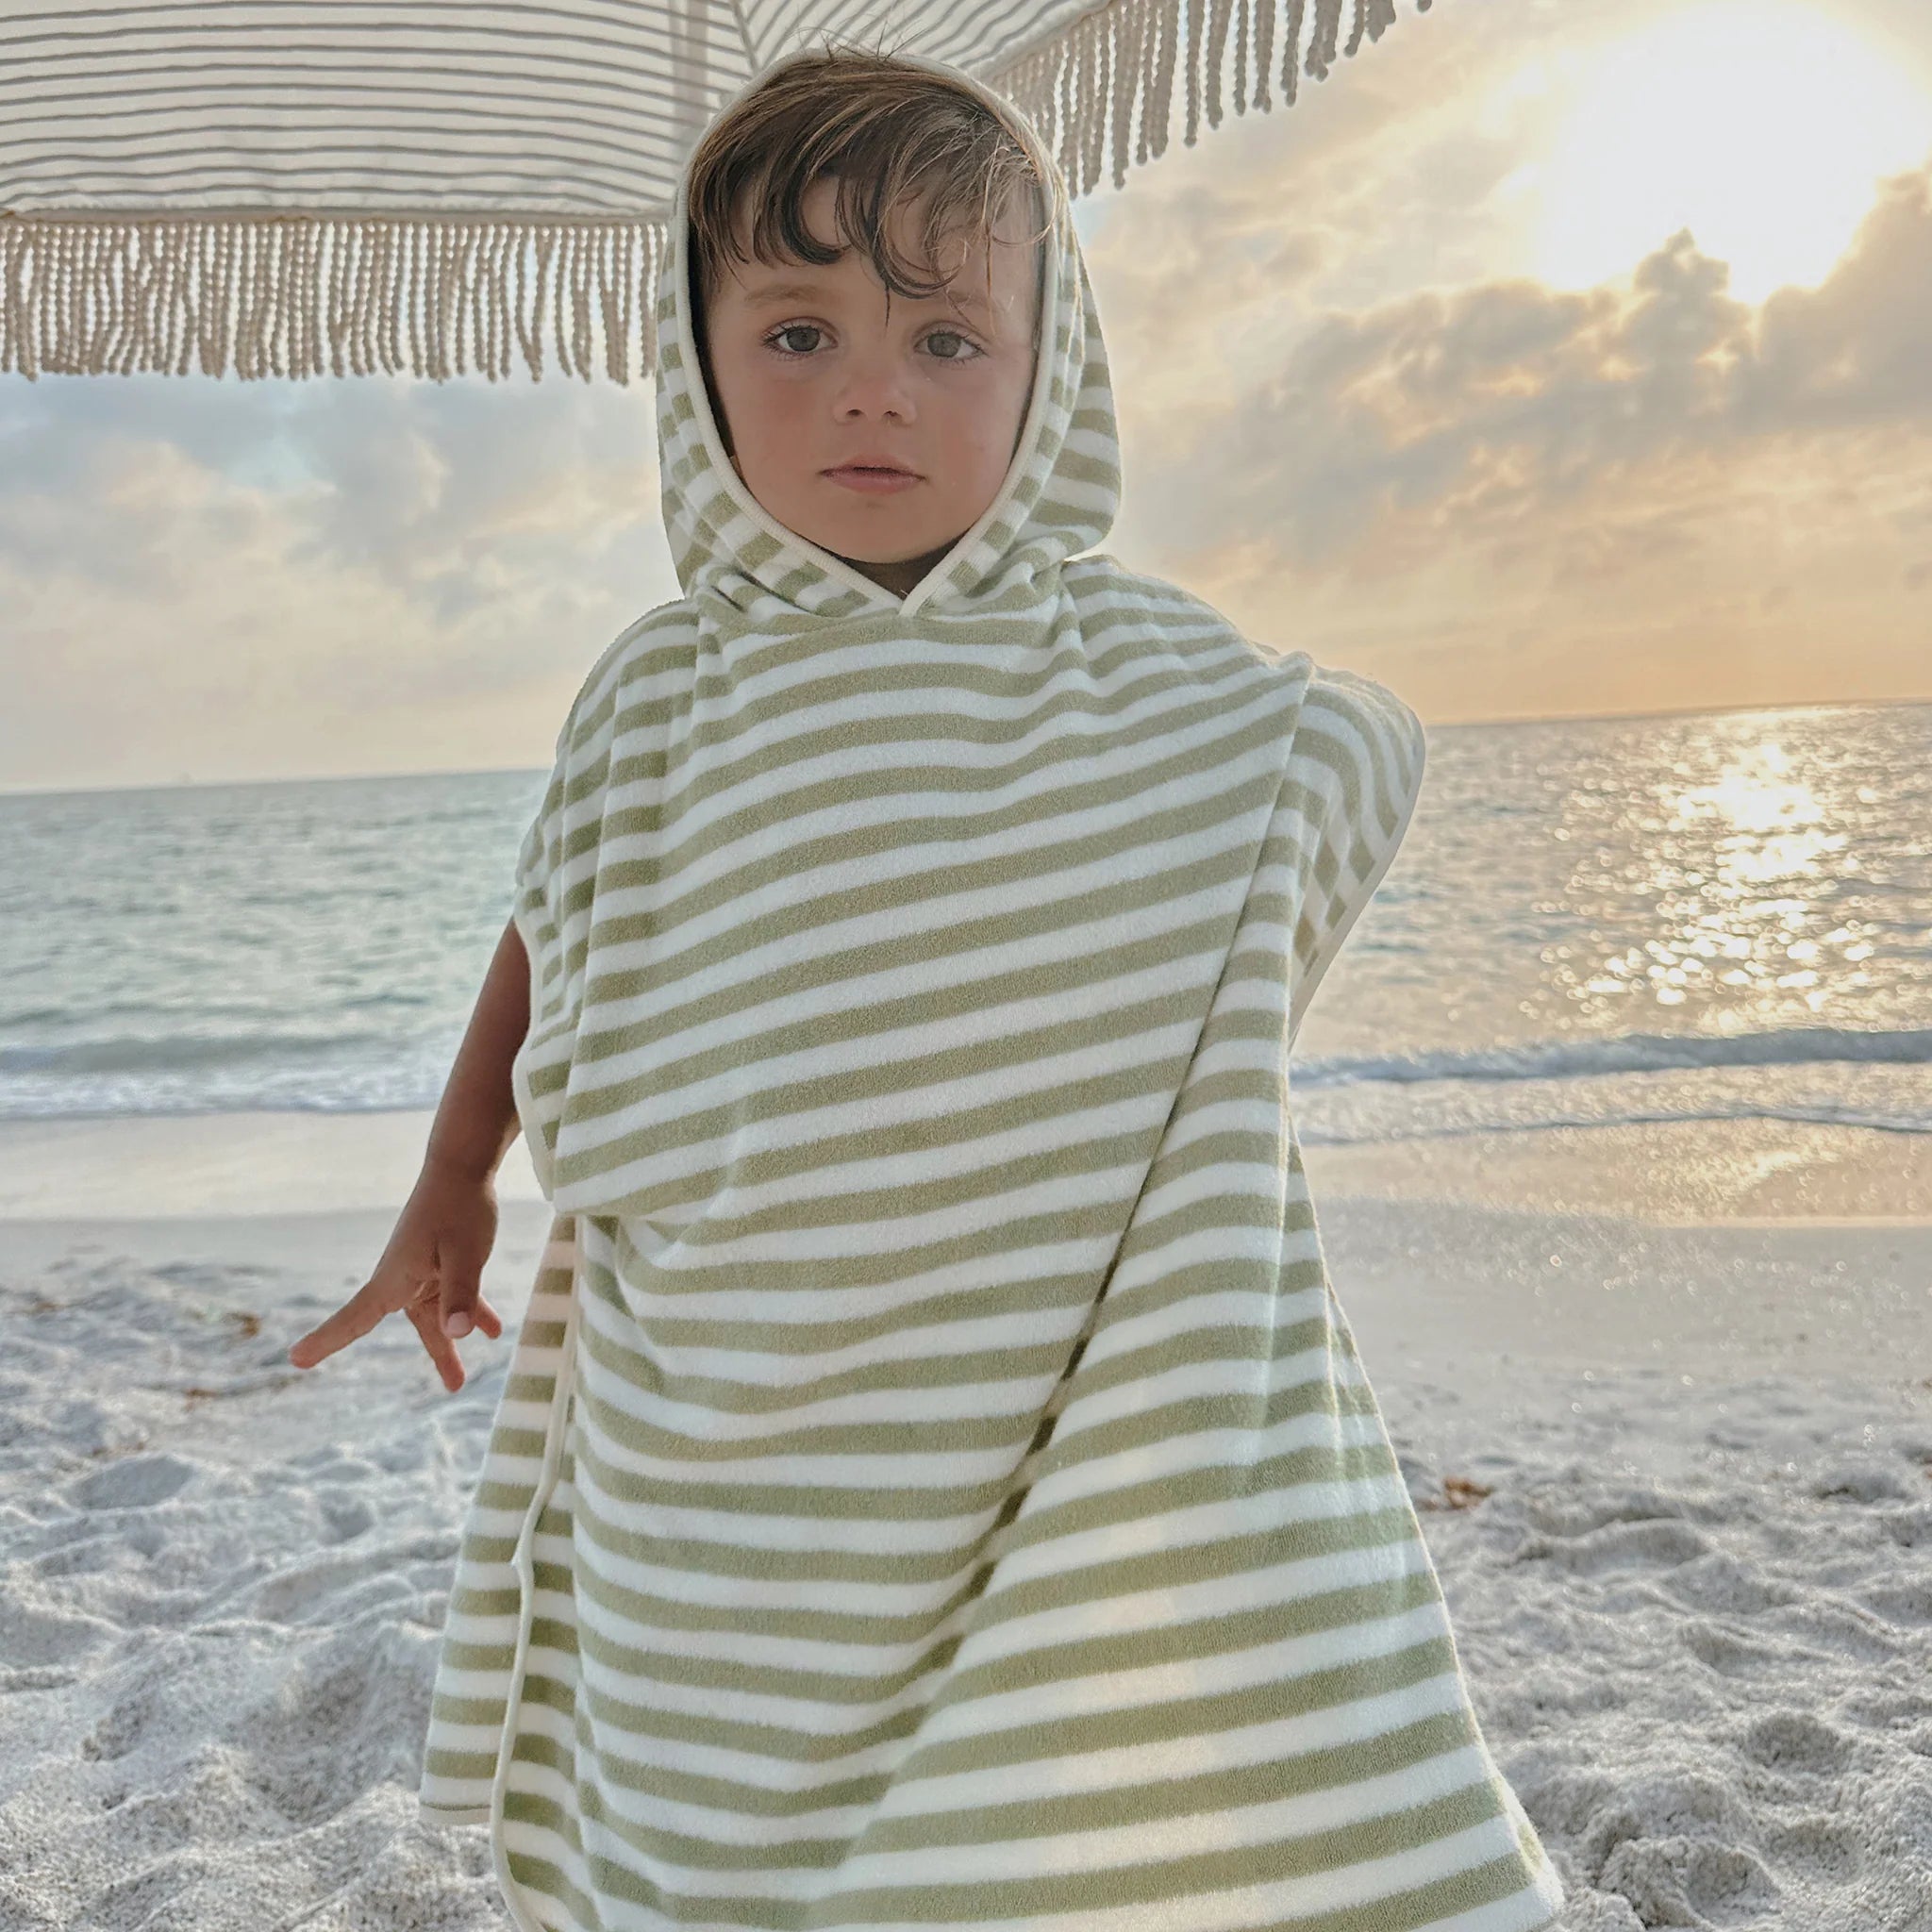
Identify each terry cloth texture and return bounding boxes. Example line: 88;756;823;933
417;44;1566;1932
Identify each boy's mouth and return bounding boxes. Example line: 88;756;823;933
824;458;922;493
824;453;920;478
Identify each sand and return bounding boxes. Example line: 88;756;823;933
1;1110;1928;1930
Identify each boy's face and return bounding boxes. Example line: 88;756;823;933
700;175;1042;599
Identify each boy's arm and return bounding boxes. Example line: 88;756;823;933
424;915;531;1184
287;914;528;1381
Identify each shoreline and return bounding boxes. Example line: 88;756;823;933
0;1108;546;1221
1302;1112;1932;1225
1;1109;1927;1402
3;1107;1928;1223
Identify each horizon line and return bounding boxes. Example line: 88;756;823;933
2;690;1926;803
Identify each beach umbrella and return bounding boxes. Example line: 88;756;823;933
0;0;1430;383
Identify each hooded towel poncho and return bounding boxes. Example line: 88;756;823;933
417;45;1567;1932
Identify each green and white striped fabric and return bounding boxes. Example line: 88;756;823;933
417;47;1565;1932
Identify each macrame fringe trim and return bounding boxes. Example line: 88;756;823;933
0;0;1419;384
0;215;671;386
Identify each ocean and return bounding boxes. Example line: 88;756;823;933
3;697;1928;1148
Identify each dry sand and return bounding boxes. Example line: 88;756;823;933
1;1111;1927;1930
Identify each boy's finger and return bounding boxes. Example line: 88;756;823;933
287;1282;387;1367
406;1300;467;1391
437;1250;489;1338
445;1298;503;1346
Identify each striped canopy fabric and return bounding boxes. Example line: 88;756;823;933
0;0;1429;383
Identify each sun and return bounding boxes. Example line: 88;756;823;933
1503;0;1932;308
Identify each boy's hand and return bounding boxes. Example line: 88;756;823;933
287;1159;508;1392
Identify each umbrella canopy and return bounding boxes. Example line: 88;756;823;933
0;0;1424;383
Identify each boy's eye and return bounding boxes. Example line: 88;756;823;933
924;329;982;362
765;324;824;357
760;323;984;362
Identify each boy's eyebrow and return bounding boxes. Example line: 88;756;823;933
740;275;991;317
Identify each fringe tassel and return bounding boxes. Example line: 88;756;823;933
0;211;669;386
993;0;1413;188
0;0;1418;384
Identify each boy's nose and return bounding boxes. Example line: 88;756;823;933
832;358;916;414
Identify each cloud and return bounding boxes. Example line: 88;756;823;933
0;365;672;789
1101;133;1932;573
2;0;1927;788
1058;0;1931;724
1088;124;1932;717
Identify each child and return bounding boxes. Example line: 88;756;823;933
292;41;1567;1932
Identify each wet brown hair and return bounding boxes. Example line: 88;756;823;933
684;41;1054;358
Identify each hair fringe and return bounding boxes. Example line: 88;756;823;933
683;38;1056;326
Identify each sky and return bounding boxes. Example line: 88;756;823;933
3;0;1930;794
